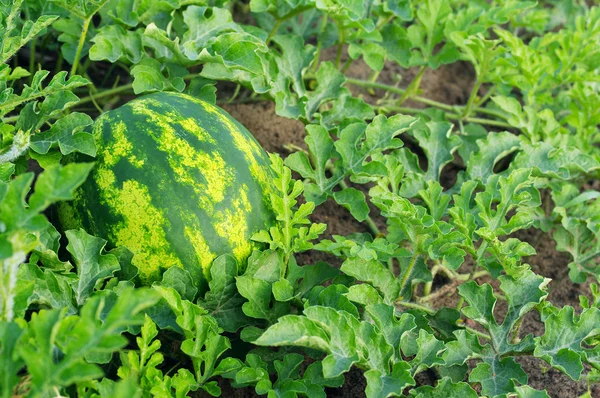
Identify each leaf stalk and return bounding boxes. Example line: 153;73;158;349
70;15;92;77
397;65;427;105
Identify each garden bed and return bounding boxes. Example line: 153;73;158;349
2;1;600;397
221;61;599;396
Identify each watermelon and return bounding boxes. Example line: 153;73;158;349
57;92;275;288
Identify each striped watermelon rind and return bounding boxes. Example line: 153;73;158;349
57;92;275;288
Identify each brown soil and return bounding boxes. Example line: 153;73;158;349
221;102;306;154
217;55;596;397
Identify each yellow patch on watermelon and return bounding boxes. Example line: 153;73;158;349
56;201;83;231
95;166;116;188
130;103;233;210
213;183;254;262
101;120;145;168
177;116;216;144
198;101;271;191
95;167;182;280
184;226;216;277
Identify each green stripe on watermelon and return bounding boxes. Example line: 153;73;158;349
58;92;275;288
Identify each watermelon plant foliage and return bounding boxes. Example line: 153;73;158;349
1;0;600;397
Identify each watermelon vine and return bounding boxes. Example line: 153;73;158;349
1;0;600;397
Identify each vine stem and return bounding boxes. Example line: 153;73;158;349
423;262;442;297
399;251;419;294
394;303;491;340
281;176;293;272
341;57;354;73
70;15;92;77
266;20;283;44
375;15;395;31
87;87;104;114
310;15;328;74
577;249;600;265
396;300;433;313
345;78;455;112
418;271;493;305
462;78;482;119
266;5;314;44
451;115;511;129
346;78;511;126
224;84;241;104
423;263;454;296
24;6;37;81
335;22;344;69
29;37;37;81
477;85;497;107
457;269;489;281
418;285;453;304
397;65;426;105
471;105;507;120
379;105;513;129
364;216;381;237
